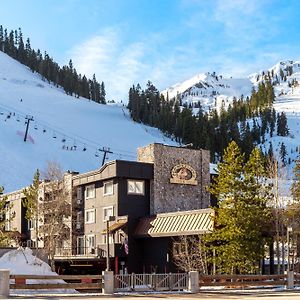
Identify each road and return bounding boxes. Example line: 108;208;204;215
8;291;300;300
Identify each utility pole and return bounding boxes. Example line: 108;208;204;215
99;147;113;166
24;115;34;142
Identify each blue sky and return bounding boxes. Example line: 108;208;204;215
1;0;300;101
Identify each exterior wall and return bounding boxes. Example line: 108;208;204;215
4;191;23;234
137;143;210;214
74;179;119;257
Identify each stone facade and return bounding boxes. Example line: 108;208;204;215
137;143;210;214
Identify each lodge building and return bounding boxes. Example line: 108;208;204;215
2;143;214;274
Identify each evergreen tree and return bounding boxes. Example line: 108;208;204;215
279;142;287;165
100;81;106;104
0;186;13;246
205;141;272;274
277;112;289;136
22;169;40;250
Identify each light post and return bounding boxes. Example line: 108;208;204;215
106;216;115;271
287;226;293;271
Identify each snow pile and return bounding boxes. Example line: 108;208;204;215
0;248;78;294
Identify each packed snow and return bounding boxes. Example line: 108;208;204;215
0;52;177;192
0;248;78;295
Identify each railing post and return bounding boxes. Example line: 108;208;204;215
188;271;199;293
132;273;135;291
0;269;10;297
287;271;294;290
102;271;114;295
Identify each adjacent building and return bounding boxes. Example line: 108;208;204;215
2;143;214;274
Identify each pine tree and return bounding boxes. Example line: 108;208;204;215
205;141;272;274
100;81;106;104
277;112;289;136
22;169;40;250
279;142;287;165
0;186;13;246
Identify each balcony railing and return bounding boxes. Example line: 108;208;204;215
54;246;105;258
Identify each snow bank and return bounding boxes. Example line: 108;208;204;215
0;247;78;295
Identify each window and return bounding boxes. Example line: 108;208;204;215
103;234;114;244
27;240;36;248
76;212;82;229
103;181;113;196
103;206;114;221
86;235;95;254
85;209;95;224
127;180;145;195
28;219;35;230
85;184;95;199
77;187;83;204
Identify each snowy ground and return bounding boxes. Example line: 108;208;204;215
0;52;177;192
0;248;78;295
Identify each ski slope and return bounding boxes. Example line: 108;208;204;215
0;52;176;192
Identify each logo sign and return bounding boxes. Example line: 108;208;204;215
170;163;197;185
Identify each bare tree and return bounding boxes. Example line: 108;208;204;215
172;235;208;273
39;161;72;271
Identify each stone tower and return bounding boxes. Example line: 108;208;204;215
137;143;210;214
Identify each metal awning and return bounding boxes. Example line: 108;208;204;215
134;208;214;238
102;219;127;234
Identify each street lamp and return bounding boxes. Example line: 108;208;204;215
106;216;115;271
287;226;293;271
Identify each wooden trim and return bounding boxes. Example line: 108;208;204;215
10;283;102;290
11;274;102;280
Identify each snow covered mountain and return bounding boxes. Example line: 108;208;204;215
2;48;300;194
161;72;253;112
0;52;176;192
162;61;300;114
162;60;300;188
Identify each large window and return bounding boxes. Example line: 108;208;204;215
127;180;145;195
85;184;95;199
103;206;114;221
86;235;95;254
103;181;114;196
85;209;95;224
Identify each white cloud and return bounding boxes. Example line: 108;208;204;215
67;28;153;101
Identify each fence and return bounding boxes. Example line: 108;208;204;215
199;274;287;288
114;273;189;292
1;270;299;297
10;274;103;291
